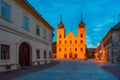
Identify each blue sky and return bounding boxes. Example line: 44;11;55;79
27;0;120;48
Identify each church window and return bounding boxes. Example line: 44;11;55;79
59;41;61;44
59;35;61;38
80;48;83;51
80;34;83;38
75;48;77;51
75;40;77;44
70;40;72;44
65;40;67;44
80;40;83;44
59;48;61;51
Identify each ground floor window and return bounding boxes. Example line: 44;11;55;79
49;52;51;58
0;44;10;60
44;50;47;59
36;50;40;59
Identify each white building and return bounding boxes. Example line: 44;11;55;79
0;0;54;72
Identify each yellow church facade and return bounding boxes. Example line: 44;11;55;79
56;15;86;59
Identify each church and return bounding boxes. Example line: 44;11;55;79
56;15;86;59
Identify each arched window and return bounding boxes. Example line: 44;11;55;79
65;40;67;44
59;34;61;38
80;34;83;38
59;48;61;51
59;41;61;44
70;40;72;44
75;40;77;44
80;48;83;51
80;40;83;44
75;48;77;51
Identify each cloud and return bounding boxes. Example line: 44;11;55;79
87;44;96;48
27;0;120;48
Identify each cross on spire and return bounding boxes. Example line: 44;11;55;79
81;13;83;21
60;14;62;23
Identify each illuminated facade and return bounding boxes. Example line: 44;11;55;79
95;22;120;63
56;15;86;59
0;0;53;72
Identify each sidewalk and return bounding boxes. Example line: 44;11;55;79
85;59;120;80
101;66;120;80
0;61;59;80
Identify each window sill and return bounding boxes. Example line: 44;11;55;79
0;16;13;23
22;26;30;31
35;34;40;37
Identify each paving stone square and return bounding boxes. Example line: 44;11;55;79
13;60;118;80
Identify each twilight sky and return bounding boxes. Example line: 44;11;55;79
27;0;120;48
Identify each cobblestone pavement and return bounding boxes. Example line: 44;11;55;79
13;60;118;80
101;65;120;80
0;61;59;80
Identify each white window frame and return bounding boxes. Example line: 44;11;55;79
36;49;40;59
0;44;10;60
23;16;29;30
36;25;40;36
0;0;11;20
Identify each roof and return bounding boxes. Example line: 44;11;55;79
97;22;120;49
65;32;77;39
15;0;54;30
111;22;120;30
87;48;96;53
58;22;64;29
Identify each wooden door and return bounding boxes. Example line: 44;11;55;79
19;43;30;66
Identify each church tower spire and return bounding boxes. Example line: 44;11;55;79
81;13;83;22
79;13;85;28
58;15;64;29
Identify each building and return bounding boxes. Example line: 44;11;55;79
56;15;86;59
0;0;54;72
95;22;120;63
52;42;57;59
87;48;96;58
